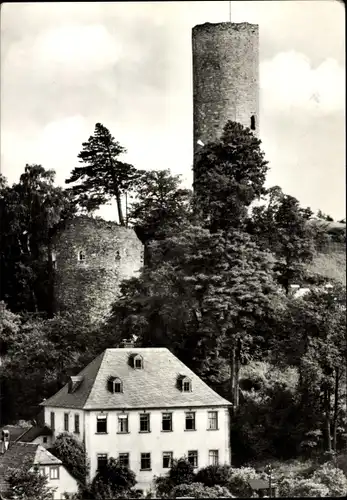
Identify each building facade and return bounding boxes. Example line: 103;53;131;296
51;216;144;323
41;347;232;492
192;22;259;158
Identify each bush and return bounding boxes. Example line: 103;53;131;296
5;462;55;500
226;467;260;498
311;463;347;497
50;433;89;485
195;464;232;487
91;457;136;497
278;477;329;497
154;458;195;497
171;482;233;498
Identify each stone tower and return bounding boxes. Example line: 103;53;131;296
192;22;259;159
51;216;144;323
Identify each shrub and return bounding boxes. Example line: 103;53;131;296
311;463;347;497
154;458;195;497
278;477;329;497
171;482;233;498
195;464;232;487
5;462;55;500
91;457;136;497
50;432;89;485
226;467;260;497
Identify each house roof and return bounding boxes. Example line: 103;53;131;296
41;348;231;410
16;425;52;443
0;442;61;493
0;425;28;443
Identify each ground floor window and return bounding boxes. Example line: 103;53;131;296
162;451;173;468
187;450;198;468
119;453;130;467
208;449;219;465
140;453;151;470
97;453;108;471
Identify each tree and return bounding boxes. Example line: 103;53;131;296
65;123;141;225
154;458;195;497
270;283;346;453
0;165;75;314
249;186;315;294
193;121;268;232
5;460;55;500
195;464;232;487
108;225;279;409
171;483;233;498
50;433;89;485
128;169;192;245
91;457;136;497
317;209;334;222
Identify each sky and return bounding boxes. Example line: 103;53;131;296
1;1;345;221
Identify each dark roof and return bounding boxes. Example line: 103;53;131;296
42;348;231;410
16;425;52;443
248;479;271;490
0;425;28;443
0;442;61;494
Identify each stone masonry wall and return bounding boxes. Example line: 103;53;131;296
192;22;259;159
52;216;144;323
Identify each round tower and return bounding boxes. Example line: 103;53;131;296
52;216;144;323
192;22;259;159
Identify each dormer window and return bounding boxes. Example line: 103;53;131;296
78;250;86;262
68;376;83;394
107;376;123;394
135;355;143;369
177;375;192;392
128;353;144;369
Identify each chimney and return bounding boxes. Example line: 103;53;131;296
120;339;134;348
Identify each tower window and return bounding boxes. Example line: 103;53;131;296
250;115;256;131
78;250;86;262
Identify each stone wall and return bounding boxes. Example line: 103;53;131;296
52;216;144;323
192;22;259;159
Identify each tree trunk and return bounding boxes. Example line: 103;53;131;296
323;387;332;452
116;190;125;226
234;339;241;409
229;346;236;412
332;368;339;452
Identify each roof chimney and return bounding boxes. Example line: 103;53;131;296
1;429;10;452
120;339;134;348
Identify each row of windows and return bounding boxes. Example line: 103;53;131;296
39;465;60;480
107;372;192;392
95;411;219;434
97;449;219;471
50;412;80;434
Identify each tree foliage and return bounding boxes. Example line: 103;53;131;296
65;123;141;225
5;460;55;500
90;457;136;498
50;433;89;485
193;121;268;232
0;165;75;314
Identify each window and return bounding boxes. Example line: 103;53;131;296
78;250;86;262
178;375;192;392
39;467;46;476
183;380;191;392
108;377;123;393
208;411;218;430
49;466;59;480
162;452;173;469
209;450;219;466
134;355;143;369
188;450;198;468
162;413;172;432
139;413;150;432
43;437;48;444
250;115;256;131
97;454;108;471
50;411;55;431
140;453;151;470
185;412;195;431
96;415;107;433
64;413;69;432
118;414;129;433
118;453;130;467
74;414;80;434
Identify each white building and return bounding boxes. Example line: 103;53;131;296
0;441;79;499
41;347;232;492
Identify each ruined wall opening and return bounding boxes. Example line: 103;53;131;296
250;115;256;131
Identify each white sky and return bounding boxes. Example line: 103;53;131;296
1;1;345;221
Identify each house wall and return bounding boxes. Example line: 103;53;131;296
36;464;79;500
43;407;85;443
31;435;54;449
85;406;231;491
